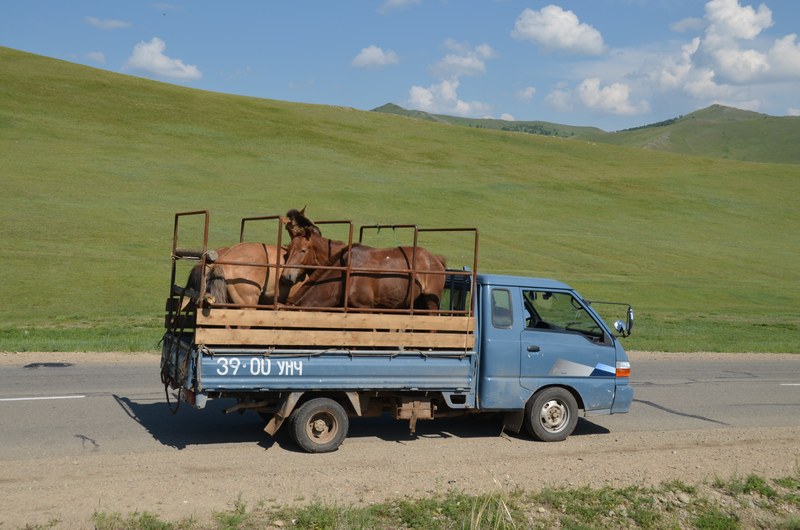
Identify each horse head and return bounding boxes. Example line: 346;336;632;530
280;208;322;286
282;207;321;239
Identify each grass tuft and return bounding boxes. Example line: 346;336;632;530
78;472;800;529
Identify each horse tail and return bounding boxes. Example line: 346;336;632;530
205;264;229;305
179;263;204;311
436;255;448;270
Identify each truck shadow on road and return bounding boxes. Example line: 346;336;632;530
347;415;610;445
115;395;273;449
116;395;610;452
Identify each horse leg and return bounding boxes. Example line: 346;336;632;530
414;274;444;313
224;281;262;330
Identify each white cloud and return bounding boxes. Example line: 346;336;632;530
511;5;604;55
788;107;800;116
430;39;495;79
766;33;800;81
85;16;130;30
432;54;486;78
653;38;701;90
671;17;705;33
405;39;495;118
408;79;491;117
124;37;202;80
711;46;769;83
704;0;772;44
500;113;515;121
86;51;106;64
683;67;732;99
577;79;650;115
516;86;536;101
644;0;800;109
545;79;649;116
351;45;398;68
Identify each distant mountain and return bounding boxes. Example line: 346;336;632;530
371;103;604;139
372;103;800;164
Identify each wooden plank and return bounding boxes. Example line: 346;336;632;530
195;328;475;349
196;309;475;332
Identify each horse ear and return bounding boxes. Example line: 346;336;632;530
300;205;307;216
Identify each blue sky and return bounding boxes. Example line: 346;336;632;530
3;0;800;131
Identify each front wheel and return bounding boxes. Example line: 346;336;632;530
290;397;349;453
525;387;578;442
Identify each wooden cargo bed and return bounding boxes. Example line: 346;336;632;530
166;298;474;351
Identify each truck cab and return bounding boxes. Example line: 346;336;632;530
475;274;633;441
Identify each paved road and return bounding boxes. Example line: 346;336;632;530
1;351;799;528
0;352;798;460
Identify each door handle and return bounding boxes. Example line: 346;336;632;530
527;345;541;352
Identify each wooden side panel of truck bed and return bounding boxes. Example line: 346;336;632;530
192;309;475;350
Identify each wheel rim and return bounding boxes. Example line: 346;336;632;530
305;411;338;444
539;399;569;433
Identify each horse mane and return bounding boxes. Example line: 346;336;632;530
285;208;322;237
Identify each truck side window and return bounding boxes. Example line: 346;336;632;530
491;289;513;328
523;290;605;342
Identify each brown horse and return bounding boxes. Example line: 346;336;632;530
280;210;447;311
181;209;322;309
182;243;285;308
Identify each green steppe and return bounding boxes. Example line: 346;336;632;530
1;47;798;353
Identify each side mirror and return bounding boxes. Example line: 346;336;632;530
614;306;634;337
626;306;634;335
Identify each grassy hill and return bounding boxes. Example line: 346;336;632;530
2;46;799;353
588;104;800;164
374;103;800;164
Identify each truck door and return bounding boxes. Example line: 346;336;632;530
519;289;618;412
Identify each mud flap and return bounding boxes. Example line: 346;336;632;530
264;392;304;436
502;410;524;434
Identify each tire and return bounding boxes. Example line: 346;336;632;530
290;397;349;453
525;387;578;442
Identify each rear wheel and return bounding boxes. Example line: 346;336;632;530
290;397;349;453
525;387;578;442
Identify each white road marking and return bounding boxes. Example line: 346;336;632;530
0;395;86;402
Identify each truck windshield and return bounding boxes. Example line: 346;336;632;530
523;290;606;341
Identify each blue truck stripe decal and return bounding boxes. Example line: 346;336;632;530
549;359;615;377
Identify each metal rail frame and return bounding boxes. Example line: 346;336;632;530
167;211;479;317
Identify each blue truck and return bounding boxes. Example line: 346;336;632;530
161;211;633;453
